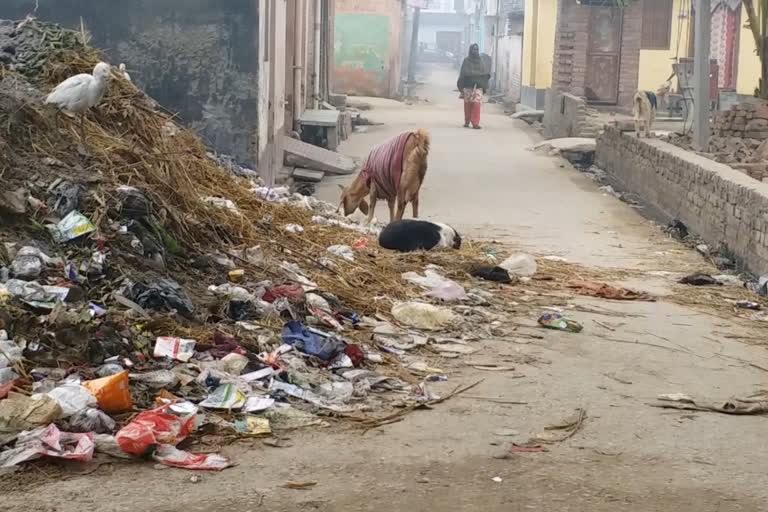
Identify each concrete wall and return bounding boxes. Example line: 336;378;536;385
522;0;555;90
2;0;260;163
496;35;522;101
333;0;403;98
737;4;761;96
543;91;593;139
597;126;768;274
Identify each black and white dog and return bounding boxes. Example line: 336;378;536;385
378;219;462;252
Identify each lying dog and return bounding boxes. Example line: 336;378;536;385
633;81;671;138
378;219;461;252
338;129;430;224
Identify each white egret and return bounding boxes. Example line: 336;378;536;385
45;61;111;150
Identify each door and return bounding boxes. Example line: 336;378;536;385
585;6;622;104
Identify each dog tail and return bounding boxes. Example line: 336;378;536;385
413;128;431;158
633;94;643;117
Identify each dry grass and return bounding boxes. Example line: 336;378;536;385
1;25;496;317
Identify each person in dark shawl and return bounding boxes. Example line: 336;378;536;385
456;43;490;129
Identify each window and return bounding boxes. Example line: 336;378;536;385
641;0;673;50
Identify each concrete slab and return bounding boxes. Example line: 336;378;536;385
511;109;544;121
292;168;325;182
283;136;357;176
533;137;597;153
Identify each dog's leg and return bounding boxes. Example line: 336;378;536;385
387;198;395;223
412;194;419;218
394;192;408;221
365;186;378;225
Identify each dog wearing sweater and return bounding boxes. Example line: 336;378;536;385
633;81;671;138
338;129;430;225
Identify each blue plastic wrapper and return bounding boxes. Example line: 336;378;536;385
281;321;346;361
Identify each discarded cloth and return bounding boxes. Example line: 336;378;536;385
360;131;414;200
567;280;652;301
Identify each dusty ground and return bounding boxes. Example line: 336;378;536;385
4;64;768;512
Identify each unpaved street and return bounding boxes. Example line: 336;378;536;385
5;64;768;512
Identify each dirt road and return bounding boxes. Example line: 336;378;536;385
4;65;768;512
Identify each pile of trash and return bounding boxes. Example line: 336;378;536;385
0;19;525;473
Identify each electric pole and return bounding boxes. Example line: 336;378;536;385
407;7;421;84
692;0;711;150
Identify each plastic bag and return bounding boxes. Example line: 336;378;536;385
66;407;116;434
281;321;346;361
115;402;197;455
153;444;232;471
537;313;583;333
47;210;96;243
0;392;62;436
402;270;467;301
10;254;42;279
130;278;195;318
46;383;98;417
153;336;196;362
391;302;461;331
129;370;179;389
199;383;246;409
327;245;355;262
499;253;537;277
0;423;93;468
0;337;23;368
217;353;249;375
82;371;133;413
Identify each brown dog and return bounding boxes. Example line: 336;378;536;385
338;129;430;224
633;81;671;138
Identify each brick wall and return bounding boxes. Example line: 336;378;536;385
551;1;640;107
551;0;588;98
712;102;768;140
617;2;641;107
597;126;768;274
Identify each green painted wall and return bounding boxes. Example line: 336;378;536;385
333;12;391;96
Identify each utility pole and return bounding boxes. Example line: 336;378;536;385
407;7;421;84
692;0;711;150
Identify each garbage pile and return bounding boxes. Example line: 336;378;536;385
0;19;517;473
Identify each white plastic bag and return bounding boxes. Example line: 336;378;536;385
499;253;537;276
402;270;467;302
45;384;98;418
391;301;461;331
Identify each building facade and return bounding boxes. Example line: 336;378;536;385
1;0;335;180
332;0;405;98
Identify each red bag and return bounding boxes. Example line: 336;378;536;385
115;402;196;455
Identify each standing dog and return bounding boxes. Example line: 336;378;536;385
338;129;430;224
633;81;671;138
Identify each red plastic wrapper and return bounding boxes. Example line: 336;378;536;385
153;444;232;471
344;344;365;367
263;284;304;303
115;402;197;455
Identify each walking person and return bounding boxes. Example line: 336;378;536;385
457;43;490;129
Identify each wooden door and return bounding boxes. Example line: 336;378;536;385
585;6;623;104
